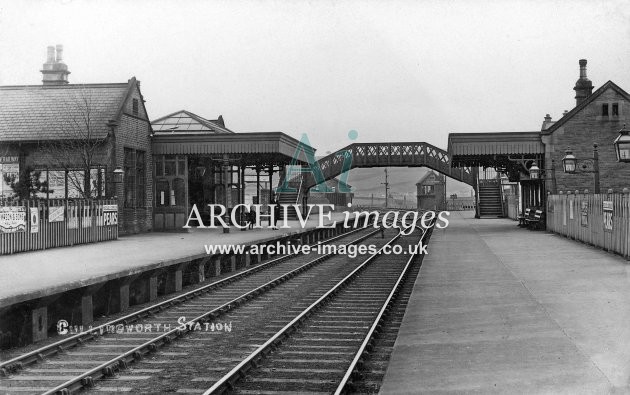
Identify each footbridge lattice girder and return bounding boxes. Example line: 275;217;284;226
301;142;475;191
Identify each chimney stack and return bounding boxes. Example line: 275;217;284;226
573;59;593;106
541;114;555;131
41;44;70;85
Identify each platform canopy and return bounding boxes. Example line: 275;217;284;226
151;110;314;167
448;131;544;181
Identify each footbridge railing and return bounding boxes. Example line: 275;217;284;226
301;142;475;191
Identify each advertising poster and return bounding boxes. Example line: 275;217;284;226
0;206;26;233
603;200;613;232
30;207;39;233
580;201;588;227
103;204;118;226
67;205;78;229
49;206;65;222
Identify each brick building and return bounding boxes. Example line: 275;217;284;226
416;170;446;211
0;45;153;234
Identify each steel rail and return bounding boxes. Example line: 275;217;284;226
202;226;410;395
0;225;367;376
334;222;434;394
39;226;384;395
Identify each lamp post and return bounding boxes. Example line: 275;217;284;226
525;160;555;209
613;124;630;162
561;143;600;194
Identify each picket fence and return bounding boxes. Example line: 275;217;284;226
0;199;119;255
546;191;630;259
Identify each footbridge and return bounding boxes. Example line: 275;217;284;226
301;142;476;191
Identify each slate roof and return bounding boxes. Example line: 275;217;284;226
542;80;630;135
151;110;234;134
0;82;132;142
415;170;443;185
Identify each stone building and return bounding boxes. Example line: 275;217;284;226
0;45;153;234
449;59;630;215
416;170;446;211
541;60;630;194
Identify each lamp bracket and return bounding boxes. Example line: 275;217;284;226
507;155;538;173
574;159;596;173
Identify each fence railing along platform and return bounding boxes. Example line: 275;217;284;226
0;199;119;255
546;190;630;259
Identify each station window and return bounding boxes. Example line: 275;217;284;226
602;103;609;116
612;103;619;116
124;148;146;208
164;155;176;176
153;155;187;207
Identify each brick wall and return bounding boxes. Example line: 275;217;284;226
543;87;630;194
114;84;153;235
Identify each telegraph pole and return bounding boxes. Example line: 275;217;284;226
382;169;390;208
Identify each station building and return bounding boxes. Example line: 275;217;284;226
0;45;153;234
448;59;630;215
0;45;313;234
150;110;311;230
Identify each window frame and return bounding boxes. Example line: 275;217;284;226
123;147;146;208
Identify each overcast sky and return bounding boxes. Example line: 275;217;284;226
1;0;629;156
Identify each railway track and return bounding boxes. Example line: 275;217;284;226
0;223;387;395
202;223;433;394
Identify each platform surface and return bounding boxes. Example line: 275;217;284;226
381;211;630;394
0;213;349;309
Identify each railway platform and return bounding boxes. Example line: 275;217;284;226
0;213;350;345
0;213;349;308
381;211;630;394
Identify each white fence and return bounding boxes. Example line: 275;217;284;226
546;191;630;259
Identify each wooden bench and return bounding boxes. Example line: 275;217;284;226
525;209;545;230
517;208;531;227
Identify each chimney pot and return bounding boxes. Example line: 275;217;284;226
55;44;64;63
46;46;55;63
